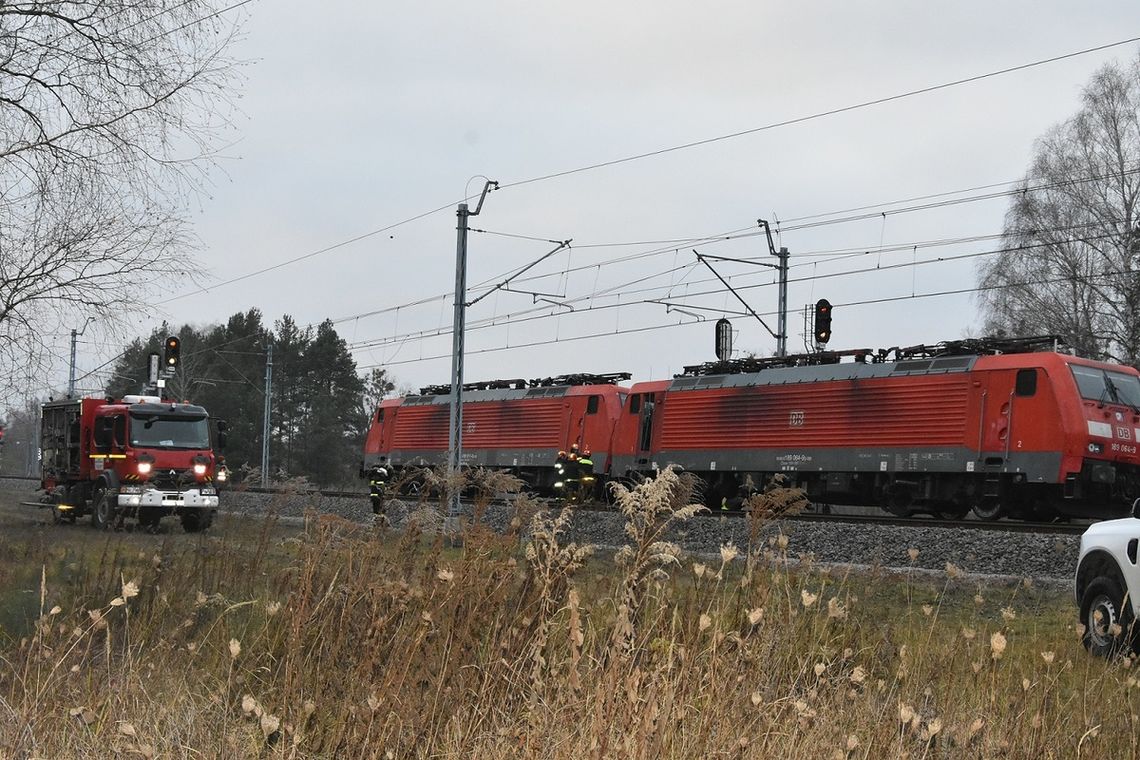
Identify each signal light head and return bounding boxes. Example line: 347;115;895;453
813;299;833;345
163;336;181;369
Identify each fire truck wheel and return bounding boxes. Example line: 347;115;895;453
137;508;163;529
91;488;118;531
181;510;213;533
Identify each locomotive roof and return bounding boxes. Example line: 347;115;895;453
403;381;627;406
666;348;1138;392
668;353;981;391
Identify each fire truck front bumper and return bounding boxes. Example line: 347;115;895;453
118;487;219;509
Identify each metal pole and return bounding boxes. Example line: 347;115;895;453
67;329;78;398
448;203;470;516
776;247;789;358
447;180;497;517
261;343;273;488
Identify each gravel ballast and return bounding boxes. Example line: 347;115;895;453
0;478;1081;581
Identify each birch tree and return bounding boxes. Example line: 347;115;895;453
977;52;1140;363
0;1;246;398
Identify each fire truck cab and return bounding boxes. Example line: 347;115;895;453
40;395;226;532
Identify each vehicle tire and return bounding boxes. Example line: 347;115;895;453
883;486;914;517
1080;576;1137;658
181;510;214;533
91;488;118;530
971;498;1004;521
138;507;163;530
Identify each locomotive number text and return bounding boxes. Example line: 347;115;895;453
1111;442;1137;454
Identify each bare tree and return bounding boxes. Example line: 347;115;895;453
977;51;1140;364
0;1;246;401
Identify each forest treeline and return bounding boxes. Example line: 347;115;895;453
2;309;394;488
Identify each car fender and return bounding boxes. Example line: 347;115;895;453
1077;517;1140;617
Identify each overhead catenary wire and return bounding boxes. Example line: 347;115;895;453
494;35;1140;190
345;216;1133;351
347;226;1129;354
328;163;1140;329
358;261;1140;372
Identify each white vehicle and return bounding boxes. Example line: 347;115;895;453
1075;502;1140;657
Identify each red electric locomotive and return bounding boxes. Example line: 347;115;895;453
609;337;1140;520
361;373;630;495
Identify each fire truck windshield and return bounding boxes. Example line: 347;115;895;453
128;413;210;450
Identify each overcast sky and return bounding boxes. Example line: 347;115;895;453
66;1;1140;396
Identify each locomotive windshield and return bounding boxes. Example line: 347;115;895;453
1070;365;1140;408
128;413;211;449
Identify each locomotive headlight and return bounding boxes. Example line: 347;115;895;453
193;463;208;476
137;461;152;475
216;467;228;482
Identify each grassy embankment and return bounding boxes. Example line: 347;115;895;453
0;469;1136;759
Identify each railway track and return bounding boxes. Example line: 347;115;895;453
0;474;1094;535
0;474;1086;579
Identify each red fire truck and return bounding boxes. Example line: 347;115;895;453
40;394;227;531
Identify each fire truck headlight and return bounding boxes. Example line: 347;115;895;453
137;461;152;475
193;463;207;476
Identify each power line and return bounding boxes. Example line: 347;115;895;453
358;261;1140;373
165;35;1140;300
347;218;1130;351
496;35;1140;190
165;200;462;303
348;227;1127;355
328;164;1140;329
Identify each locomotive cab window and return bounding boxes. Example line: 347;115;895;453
1015;369;1038;397
587;395;600;414
629;394;641;414
1072;365;1140;407
376;408;385;423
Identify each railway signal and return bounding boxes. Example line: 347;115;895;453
164;336;181;370
813;299;832;345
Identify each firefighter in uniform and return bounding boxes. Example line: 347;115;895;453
553;450;570;501
575;447;595;503
366;465;389;516
555;446;582;504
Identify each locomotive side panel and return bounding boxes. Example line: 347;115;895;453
565;386;628;473
362;399;402;469
609;382;671;476
654;373;975;474
389;403;450;455
971;364;1066;481
379;384;629;485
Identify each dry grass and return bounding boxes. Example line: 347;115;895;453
0;470;1137;759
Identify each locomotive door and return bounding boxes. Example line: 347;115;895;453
638;393;656;453
977;368;1042;464
562;400;585;450
377;407;394;452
